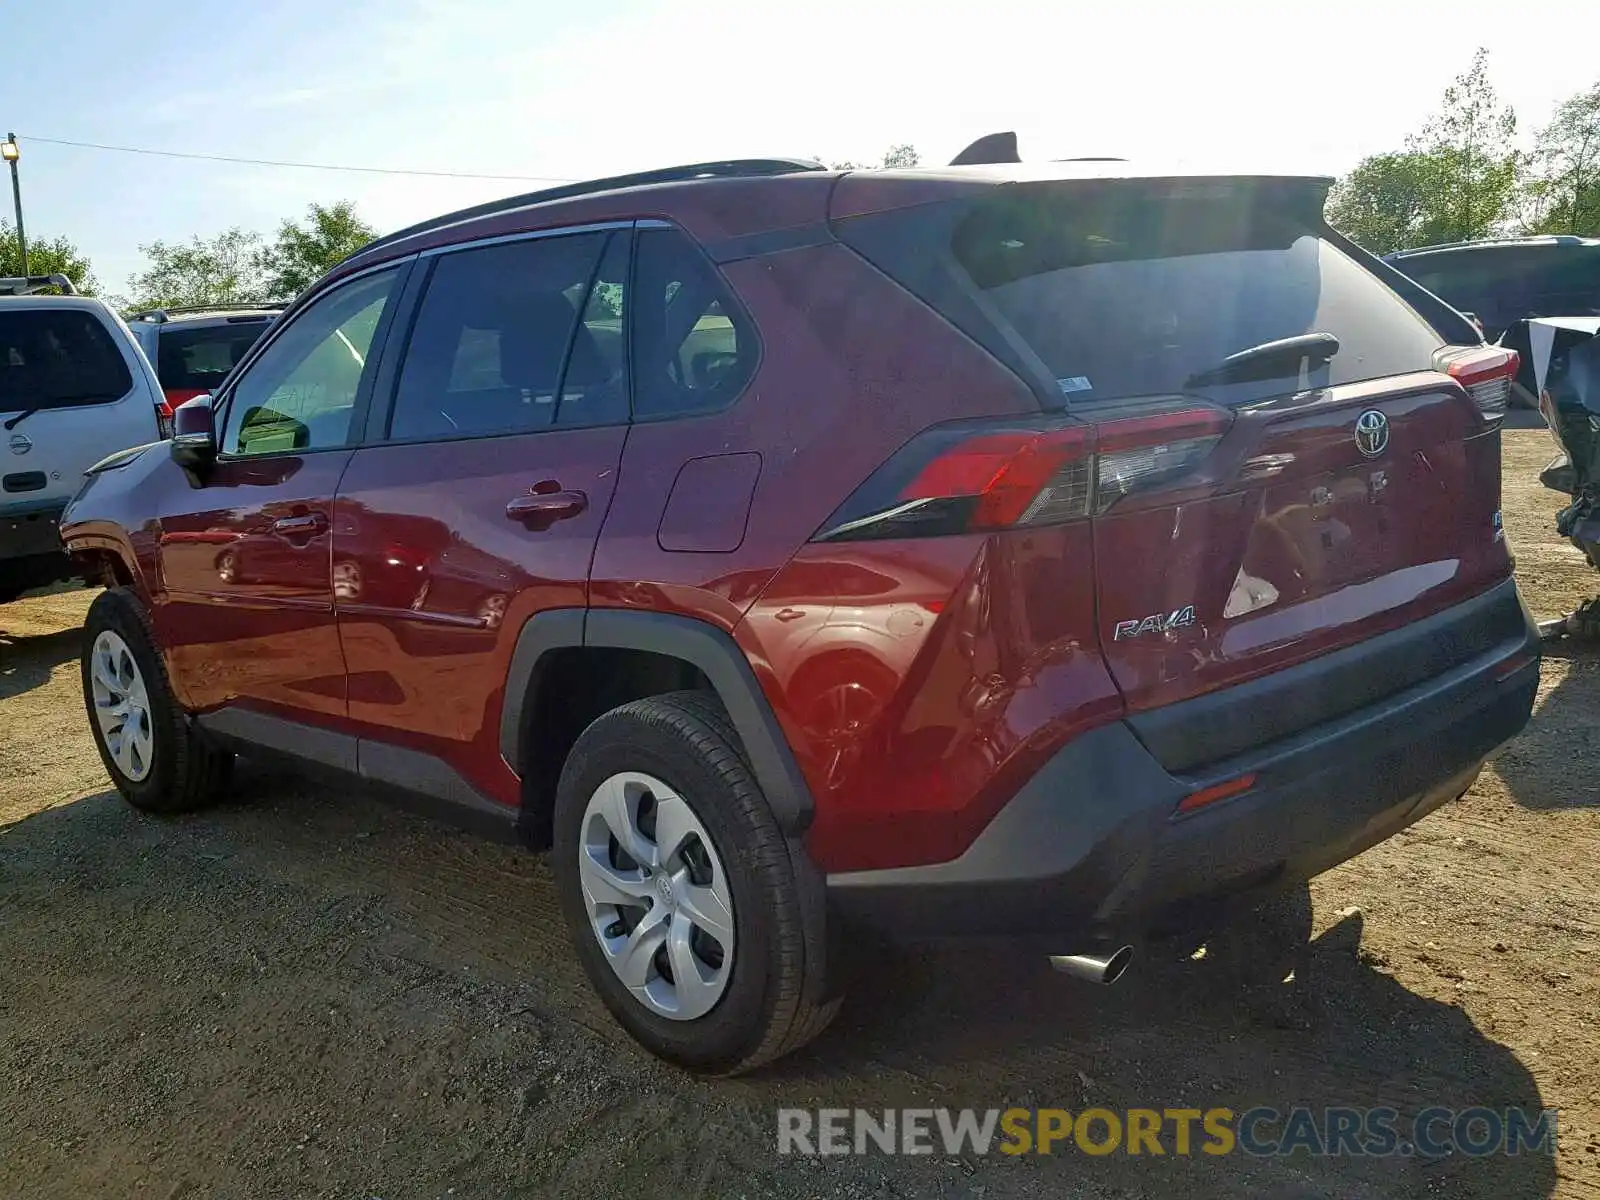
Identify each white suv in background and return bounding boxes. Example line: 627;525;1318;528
1;276;163;603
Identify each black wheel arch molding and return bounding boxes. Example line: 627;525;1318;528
500;608;815;836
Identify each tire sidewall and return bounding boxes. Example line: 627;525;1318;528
81;591;182;807
552;705;790;1071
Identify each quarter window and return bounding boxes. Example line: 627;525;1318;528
630;227;755;420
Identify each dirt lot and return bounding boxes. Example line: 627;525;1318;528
3;427;1598;1199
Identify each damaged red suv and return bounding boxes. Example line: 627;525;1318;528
62;145;1540;1072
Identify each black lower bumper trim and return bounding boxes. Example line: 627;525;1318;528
827;585;1540;940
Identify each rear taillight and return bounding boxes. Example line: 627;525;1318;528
1436;344;1519;427
814;407;1230;541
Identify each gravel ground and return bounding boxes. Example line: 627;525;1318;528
1;427;1597;1199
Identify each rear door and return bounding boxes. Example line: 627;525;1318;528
941;179;1511;712
1;301;160;513
332;226;631;801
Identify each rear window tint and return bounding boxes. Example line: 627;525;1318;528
0;308;133;412
951;184;1443;405
156;321;273;392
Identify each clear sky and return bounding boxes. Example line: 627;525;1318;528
2;0;1594;295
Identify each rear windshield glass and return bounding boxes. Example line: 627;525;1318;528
951;184;1443;405
157;321;273;391
0;308;134;412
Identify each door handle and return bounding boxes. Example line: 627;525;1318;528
272;512;328;537
506;488;588;528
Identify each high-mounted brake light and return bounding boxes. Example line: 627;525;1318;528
1436;344;1519;427
814;407;1230;542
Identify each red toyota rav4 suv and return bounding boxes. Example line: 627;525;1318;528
62;151;1540;1073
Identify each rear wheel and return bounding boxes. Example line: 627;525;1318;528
551;691;839;1073
81;588;232;813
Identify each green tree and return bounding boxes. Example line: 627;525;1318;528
1523;81;1600;235
829;144;922;170
1325;49;1518;253
0;222;97;293
126;228;267;310
1414;48;1519;240
259;200;377;298
1325;151;1449;254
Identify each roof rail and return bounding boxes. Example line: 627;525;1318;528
128;302;285;323
0;274;78;296
349;156;826;264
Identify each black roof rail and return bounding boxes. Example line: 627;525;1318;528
128;302;285;323
0;274;78;296
348;156;826;264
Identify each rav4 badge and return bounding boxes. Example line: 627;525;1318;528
1113;606;1197;640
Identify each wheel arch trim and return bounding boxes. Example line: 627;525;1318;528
499;608;814;833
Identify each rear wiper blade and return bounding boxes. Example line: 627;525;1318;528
3;407;42;431
1184;332;1341;389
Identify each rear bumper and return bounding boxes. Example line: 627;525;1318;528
827;579;1540;940
0;501;69;564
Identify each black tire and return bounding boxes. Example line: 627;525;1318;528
551;690;839;1074
81;587;232;813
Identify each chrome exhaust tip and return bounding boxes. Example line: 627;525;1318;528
1049;945;1134;985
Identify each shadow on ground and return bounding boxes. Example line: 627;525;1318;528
1496;639;1600;810
0;625;82;702
0;766;1556;1200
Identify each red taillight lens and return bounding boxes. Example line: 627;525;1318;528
1436;344;1519;426
814;407;1229;542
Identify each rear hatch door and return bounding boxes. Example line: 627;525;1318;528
947;178;1511;716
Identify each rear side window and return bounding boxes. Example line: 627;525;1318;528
630;227;755;420
949;183;1444;406
389;230;628;439
156;321;272;392
0;309;133;412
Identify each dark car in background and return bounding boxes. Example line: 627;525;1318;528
1385;236;1600;406
129;305;282;434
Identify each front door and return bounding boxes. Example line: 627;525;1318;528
153;265;406;721
333;228;631;802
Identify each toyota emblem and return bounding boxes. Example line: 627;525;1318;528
1354;410;1389;458
7;432;32;456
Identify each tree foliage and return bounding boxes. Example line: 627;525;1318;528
1327;49;1520;253
259;200;377;299
829;144;922;170
125;228;267;310
0;222;97;293
1523;82;1600;235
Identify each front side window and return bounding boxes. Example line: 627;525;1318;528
0;309;133;413
630;227;756;420
221;269;398;456
389;230;627;440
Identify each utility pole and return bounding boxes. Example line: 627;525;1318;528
2;133;26;276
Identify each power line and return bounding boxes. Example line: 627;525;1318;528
17;134;577;184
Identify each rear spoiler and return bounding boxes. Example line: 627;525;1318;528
0;274;77;296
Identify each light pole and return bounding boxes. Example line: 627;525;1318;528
2;133;25;277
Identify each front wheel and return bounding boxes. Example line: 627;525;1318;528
81;588;232;812
551;691;839;1073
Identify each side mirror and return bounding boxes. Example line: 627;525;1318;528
170;394;218;470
